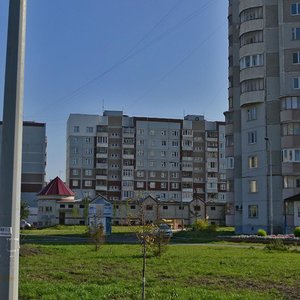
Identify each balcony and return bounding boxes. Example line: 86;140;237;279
96;163;108;169
95;185;107;191
96;153;108;159
96;175;107;180
122;154;134;159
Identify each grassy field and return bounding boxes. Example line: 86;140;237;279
20;241;300;299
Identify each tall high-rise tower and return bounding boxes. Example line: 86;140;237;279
226;0;300;233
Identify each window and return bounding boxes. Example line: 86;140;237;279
209;162;216;168
72;158;79;165
240;54;264;69
146;205;153;211
68;204;74;208
86;127;93;133
171;182;179;189
137;129;144;135
149;182;155;189
72;147;79;154
179;205;184;210
248;205;258;218
241;78;264;93
97;136;107;143
85;137;92;143
137;139;144;146
284;176;293;188
161;172;166;178
163;206;168;210
137;171;144;177
72;169;79;176
249;180;257;193
248;156;258;168
150;171;156;178
85;158;93;165
171;172;179;178
226;157;234;169
282;123;300;136
136;160;144;167
247;107;257;121
161;182;167;189
172;141;179;147
292;28;300;40
85;180;92;187
240;30;263;46
240;6;263;23
123;169;133;177
226;135;234;147
84;169;93;176
137;150;144;156
149;161;155;167
194;205;201;211
161;140;167;146
171;130;179;136
73;126;79;133
248;131;257;144
282;149;300;162
137;181;144;188
291;3;300;15
281;96;300;109
149;130;155;135
130;205;136;210
293;51;300;64
85;148;93;154
171;151;179;157
60;204;65;208
298;207;300;217
161;161;167;167
293;77;300;89
210;206;216;211
161;130;167;136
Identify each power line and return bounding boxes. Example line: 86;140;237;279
26;0;216;119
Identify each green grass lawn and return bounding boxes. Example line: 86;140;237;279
19;242;300;300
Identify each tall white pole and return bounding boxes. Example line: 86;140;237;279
269;140;273;235
0;1;27;299
265;137;273;235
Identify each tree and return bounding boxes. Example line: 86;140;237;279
20;201;29;220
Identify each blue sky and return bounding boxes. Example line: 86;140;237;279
0;0;228;181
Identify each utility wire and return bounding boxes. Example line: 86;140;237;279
27;0;216;119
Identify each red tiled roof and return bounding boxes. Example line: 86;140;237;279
38;176;75;196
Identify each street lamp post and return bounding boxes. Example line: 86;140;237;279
265;137;273;235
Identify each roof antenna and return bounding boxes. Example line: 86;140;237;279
102;99;105;114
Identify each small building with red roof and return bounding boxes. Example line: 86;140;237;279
37;177;86;227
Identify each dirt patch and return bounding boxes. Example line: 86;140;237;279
20;246;42;257
185;276;300;299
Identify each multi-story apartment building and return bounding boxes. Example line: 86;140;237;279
0;121;47;207
67;112;225;209
226;0;300;233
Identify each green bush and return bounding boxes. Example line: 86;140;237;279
192;220;218;232
264;239;289;251
294;227;300;237
257;229;267;236
192;219;209;231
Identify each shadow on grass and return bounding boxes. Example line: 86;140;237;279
172;229;235;244
20;232;138;246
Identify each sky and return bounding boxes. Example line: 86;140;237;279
0;0;228;181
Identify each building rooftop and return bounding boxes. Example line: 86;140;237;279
38;176;75;196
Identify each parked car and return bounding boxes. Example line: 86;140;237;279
20;219;31;229
156;223;173;238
